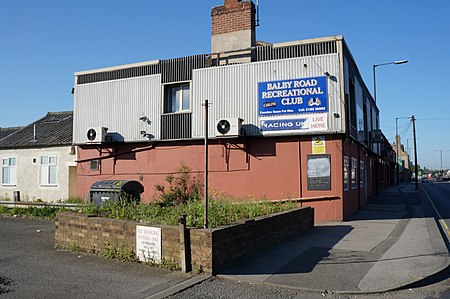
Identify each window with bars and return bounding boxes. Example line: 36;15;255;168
40;156;57;186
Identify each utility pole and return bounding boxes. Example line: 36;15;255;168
203;99;209;228
412;115;418;190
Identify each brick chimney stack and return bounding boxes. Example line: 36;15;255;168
211;0;256;58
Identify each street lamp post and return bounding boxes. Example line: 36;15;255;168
432;149;450;170
411;115;418;189
372;59;408;189
372;60;408;103
406;138;414;154
406;137;418;169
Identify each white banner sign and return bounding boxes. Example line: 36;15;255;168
136;226;161;263
260;113;328;136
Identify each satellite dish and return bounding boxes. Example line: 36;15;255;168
217;119;231;135
87;128;97;141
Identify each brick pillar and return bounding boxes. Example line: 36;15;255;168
211;0;256;62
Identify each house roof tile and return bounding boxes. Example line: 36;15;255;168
0;111;73;149
0;127;23;141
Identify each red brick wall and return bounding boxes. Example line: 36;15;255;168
55;206;313;274
77;136;345;222
212;0;255;35
210;207;314;273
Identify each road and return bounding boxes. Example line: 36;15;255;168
0;216;190;299
169;275;450;299
3;182;450;299
421;180;450;243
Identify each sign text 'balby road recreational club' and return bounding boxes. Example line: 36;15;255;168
258;76;328;116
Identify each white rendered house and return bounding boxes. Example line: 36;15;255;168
0;112;77;202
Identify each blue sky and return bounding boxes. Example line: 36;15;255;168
1;0;449;169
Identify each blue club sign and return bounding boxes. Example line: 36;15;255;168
258;76;328;116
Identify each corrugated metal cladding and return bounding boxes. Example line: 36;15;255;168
73;75;162;144
160;113;192;140
160;55;213;84
192;54;343;138
255;41;337;62
77;54;211;85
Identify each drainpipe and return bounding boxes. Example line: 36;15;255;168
298;138;303;204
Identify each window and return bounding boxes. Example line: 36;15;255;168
343;156;349;191
360;161;365;188
164;83;190;113
2;157;16;185
351;157;357;189
40;156;57;186
349;78;357;130
90;160;99;171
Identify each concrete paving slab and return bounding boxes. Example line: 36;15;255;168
361;204;406;212
266;247;378;292
358;207;449;292
331;221;397;252
219;183;450;294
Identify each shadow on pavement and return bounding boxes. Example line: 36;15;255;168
218;183;448;292
0;275;14;295
219;224;353;276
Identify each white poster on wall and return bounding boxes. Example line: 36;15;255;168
136;225;161;263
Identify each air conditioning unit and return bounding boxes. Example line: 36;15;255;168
215;118;243;138
86;127;108;143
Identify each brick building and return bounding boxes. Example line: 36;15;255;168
72;0;396;222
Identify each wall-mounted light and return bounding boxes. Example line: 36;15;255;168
139;116;151;125
333;112;340;118
324;71;331;77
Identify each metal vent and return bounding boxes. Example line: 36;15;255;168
77;64;161;84
161;113;192;140
255;41;337;62
161;54;212;83
77;54;213;85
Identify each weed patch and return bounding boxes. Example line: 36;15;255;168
102;242;137;262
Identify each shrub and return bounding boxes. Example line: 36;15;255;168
83;197;297;228
154;162;203;206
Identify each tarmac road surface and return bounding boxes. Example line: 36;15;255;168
421;180;450;241
0;216;191;299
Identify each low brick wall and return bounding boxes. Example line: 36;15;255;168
55;207;313;274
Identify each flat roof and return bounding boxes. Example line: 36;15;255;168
75;59;160;76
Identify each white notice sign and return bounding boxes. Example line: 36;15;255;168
136;226;161;263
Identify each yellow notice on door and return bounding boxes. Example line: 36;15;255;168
312;136;326;154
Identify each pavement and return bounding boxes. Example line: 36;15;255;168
218;183;450;294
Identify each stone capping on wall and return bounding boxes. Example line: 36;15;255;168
55;206;314;274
